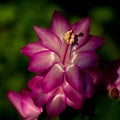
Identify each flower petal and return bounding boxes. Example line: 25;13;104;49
67;98;82;109
21;90;43;119
76;35;104;52
28;75;43;90
34;26;62;55
31;89;56;107
72;17;90;34
21;42;48;58
65;64;84;92
7;91;24;117
63;81;84;109
83;73;94;98
46;92;66;117
50;11;70;40
71;51;99;70
42;63;64;93
72;17;90;49
28;51;60;74
88;67;102;85
7;90;43;119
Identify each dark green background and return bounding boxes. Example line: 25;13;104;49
0;0;120;119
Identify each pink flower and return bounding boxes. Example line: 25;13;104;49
21;11;104;117
7;89;43;120
102;60;120;98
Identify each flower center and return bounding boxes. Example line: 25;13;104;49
109;87;119;99
63;30;75;44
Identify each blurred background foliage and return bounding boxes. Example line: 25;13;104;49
0;0;120;119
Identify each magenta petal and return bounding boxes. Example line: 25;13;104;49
84;73;94;98
72;17;90;34
21;42;48;58
7;90;43;119
28;51;60;74
28;76;43;90
34;26;62;54
46;92;66;117
31;89;56;107
77;35;104;52
71;51;99;70
65;64;84;92
42;63;64;93
67;98;82;109
63;81;84;109
72;17;90;49
7;91;24;117
21;90;43;119
50;11;70;40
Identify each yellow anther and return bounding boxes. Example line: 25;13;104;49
63;30;74;44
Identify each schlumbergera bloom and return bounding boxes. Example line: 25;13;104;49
7;89;43;120
21;11;104;117
101;60;120;99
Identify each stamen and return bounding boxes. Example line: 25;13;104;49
64;30;75;44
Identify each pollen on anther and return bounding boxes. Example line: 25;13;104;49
63;30;75;44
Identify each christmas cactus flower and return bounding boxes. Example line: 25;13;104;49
21;11;104;117
7;89;43;120
102;60;120;98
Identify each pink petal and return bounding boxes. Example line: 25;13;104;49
65;64;84;92
115;80;120;91
7;90;43;119
21;42;48;58
50;11;70;41
21;90;43;119
67;98;83;109
28;75;43;90
72;17;90;34
7;91;24;117
46;92;66;117
71;51;99;70
83;73;94;98
28;51;60;74
72;17;90;49
31;89;56;107
63;81;84;109
42;63;64;93
118;65;120;74
76;35;104;52
88;67;102;85
34;26;62;55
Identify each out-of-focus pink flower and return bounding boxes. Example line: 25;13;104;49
102;60;120;98
7;89;43;120
21;11;104;117
87;66;104;93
